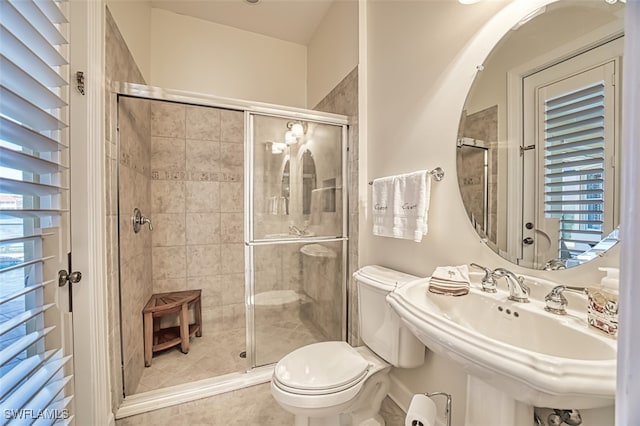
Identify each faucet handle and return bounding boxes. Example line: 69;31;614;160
517;275;529;295
544;285;587;315
470;263;497;293
545;285;569;315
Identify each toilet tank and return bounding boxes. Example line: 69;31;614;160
353;265;425;368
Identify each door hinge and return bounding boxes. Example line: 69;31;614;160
76;71;85;95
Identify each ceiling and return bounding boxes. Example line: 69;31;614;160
149;0;336;45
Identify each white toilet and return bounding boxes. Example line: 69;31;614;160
271;265;425;426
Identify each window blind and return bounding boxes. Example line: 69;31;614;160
0;0;73;423
543;81;606;257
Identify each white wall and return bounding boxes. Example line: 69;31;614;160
363;0;619;423
108;1;356;109
106;0;152;82
306;0;359;109
149;8;308;107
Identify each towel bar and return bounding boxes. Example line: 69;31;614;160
368;167;445;185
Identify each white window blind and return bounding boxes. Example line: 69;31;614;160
543;81;606;258
0;0;73;424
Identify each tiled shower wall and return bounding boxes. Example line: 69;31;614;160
314;67;360;345
148;101;246;336
118;97;153;395
105;7;146;411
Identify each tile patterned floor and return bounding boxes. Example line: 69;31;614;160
117;382;406;426
135;328;247;394
135;316;327;394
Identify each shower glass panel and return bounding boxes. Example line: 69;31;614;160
251;114;344;240
248;113;347;367
253;241;344;367
456;145;489;237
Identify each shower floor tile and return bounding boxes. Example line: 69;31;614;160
133;316;328;394
135;327;246;394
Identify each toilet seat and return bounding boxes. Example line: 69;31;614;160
273;369;368;396
274;342;370;395
271;342;390;417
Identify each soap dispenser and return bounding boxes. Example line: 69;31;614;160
587;267;619;337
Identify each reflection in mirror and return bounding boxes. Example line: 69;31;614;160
457;0;624;270
301;150;317;216
282;160;290;215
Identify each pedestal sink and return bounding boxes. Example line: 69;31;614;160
386;273;616;410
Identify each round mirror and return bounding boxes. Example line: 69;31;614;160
457;0;624;270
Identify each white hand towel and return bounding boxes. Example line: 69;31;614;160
392;170;432;242
372;176;395;237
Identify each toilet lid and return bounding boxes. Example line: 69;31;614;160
274;342;369;393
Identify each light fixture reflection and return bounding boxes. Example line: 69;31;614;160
285;131;297;145
290;123;304;138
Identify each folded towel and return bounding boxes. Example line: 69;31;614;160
392;170;432;242
428;265;470;296
372;176;395;238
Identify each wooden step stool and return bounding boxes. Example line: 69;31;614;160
143;289;202;367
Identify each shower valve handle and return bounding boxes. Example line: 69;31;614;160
132;208;153;233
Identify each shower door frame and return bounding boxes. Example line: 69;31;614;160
244;111;350;369
112;82;350;417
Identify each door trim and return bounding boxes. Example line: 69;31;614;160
69;1;113;425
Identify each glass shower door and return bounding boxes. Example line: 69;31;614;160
246;113;347;367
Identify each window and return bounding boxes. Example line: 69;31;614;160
542;80;609;258
0;0;73;422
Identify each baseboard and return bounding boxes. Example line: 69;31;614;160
115;366;273;419
388;373;413;413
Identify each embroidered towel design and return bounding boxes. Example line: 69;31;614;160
372;176;395;237
428;265;471;296
392;170;431;242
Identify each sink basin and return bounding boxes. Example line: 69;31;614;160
386;273;616;409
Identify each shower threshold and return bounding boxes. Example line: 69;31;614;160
116;365;274;419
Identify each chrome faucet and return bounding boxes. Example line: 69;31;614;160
288;224;309;236
492;268;529;303
543;258;567;271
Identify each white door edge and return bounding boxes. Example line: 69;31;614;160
69;1;112;425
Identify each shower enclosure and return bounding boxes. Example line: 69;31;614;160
247;113;347;368
113;84;348;400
